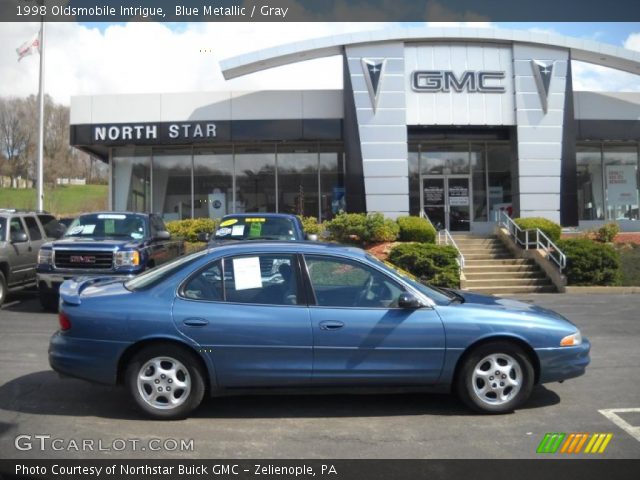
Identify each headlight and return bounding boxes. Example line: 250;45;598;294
38;249;53;265
114;251;140;267
560;331;582;347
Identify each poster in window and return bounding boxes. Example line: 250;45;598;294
606;165;638;206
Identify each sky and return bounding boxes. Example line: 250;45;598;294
0;21;639;105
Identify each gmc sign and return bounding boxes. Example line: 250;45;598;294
412;70;506;93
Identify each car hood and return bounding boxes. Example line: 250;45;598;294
451;290;572;324
51;237;142;250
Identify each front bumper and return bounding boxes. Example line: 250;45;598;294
536;339;591;384
49;331;130;385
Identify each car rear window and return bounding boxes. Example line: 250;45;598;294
214;216;297;241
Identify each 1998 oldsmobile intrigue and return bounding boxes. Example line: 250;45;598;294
49;242;590;419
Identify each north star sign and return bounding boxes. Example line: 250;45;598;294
93;122;218;142
412;70;506;93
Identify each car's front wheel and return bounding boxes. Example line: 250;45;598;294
125;344;206;420
456;341;534;414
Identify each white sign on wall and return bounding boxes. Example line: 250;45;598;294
606;165;638;206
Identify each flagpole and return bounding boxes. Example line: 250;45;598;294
36;20;45;211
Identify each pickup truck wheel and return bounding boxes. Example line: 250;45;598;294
0;271;7;306
456;341;534;414
125;344;205;420
39;290;58;312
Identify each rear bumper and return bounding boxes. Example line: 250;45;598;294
536;339;591;384
48;331;130;385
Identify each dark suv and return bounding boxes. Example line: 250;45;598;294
0;210;65;305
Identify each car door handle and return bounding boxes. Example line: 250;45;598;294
183;318;209;327
319;320;345;331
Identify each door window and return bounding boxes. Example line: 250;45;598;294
23;216;42;241
182;260;223;301
223;254;299;306
9;217;26;236
305;255;403;308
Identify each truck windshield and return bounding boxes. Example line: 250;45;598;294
214;216;297;241
64;213;147;240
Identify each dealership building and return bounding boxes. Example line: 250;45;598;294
70;27;640;232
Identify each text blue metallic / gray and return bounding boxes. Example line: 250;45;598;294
48;241;590;419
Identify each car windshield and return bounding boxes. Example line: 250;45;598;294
64;213;147;240
366;254;457;304
214;216;297;241
124;249;209;291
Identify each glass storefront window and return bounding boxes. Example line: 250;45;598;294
577;145;605;221
604;145;639;221
112;147;151;212
152;149;192;221
487;144;512;221
471;145;487;221
421;145;470;175
277;146;319;218
234;146;276;213
194;147;233;219
319;145;345;221
408;149;420;216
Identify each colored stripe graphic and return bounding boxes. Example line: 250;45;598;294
584;433;613;454
537;433;566;453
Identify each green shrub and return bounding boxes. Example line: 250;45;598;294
557;238;621;286
365;212;400;243
396;216;436;243
513;217;561;242
166;218;218;242
387;242;460;289
617;243;640;286
595;222;620;243
298;215;324;235
324;212;399;244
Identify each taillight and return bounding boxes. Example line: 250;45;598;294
58;312;71;331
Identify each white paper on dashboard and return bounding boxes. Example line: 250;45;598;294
233;257;263;290
231;225;245;236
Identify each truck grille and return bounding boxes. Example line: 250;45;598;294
54;250;114;270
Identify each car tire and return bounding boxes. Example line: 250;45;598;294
125;344;206;420
0;271;7;306
39;291;58;312
456;341;534;414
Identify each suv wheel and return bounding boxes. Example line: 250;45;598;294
125;344;206;420
39;290;58;312
0;271;7;306
456;341;534;414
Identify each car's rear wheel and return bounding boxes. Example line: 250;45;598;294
125;344;206;420
456;341;534;414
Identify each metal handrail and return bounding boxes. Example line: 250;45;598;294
437;229;465;270
498;211;566;271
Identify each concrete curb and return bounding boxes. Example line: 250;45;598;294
564;286;640;294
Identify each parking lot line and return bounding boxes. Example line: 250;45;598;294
599;408;640;442
0;300;20;309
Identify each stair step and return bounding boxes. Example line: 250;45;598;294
464;259;535;266
463;253;514;260
464;272;547;280
464;278;551;287
458;248;510;255
464;285;558;294
464;265;540;273
454;240;503;246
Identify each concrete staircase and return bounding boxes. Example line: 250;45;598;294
455;234;557;295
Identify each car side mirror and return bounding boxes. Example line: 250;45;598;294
10;232;28;243
306;233;318;241
398;292;422;309
197;232;211;242
155;230;170;240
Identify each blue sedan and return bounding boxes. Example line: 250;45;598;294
49;242;590;419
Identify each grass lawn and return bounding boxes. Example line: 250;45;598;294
0;184;108;216
617;243;640;286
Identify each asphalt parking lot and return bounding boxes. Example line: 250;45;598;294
0;291;639;459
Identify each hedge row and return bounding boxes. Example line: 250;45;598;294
557;238;621;286
387;242;460;289
322;213;434;245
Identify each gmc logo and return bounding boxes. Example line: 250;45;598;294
412;70;506;93
70;255;96;264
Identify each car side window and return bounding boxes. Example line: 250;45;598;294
182;260;223;301
9;217;26;236
23;216;42;241
305;255;404;308
223;254;299;306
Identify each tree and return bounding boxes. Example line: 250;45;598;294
0;97;32;187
